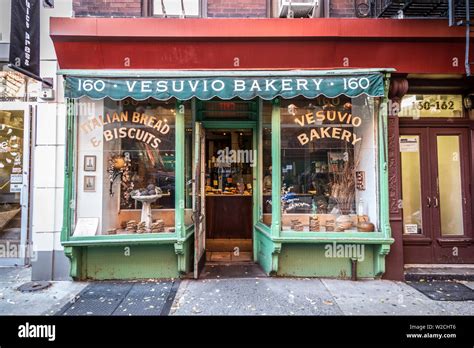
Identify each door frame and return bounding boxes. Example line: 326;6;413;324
399;123;473;263
0;102;33;266
429;127;472;250
199;120;258;262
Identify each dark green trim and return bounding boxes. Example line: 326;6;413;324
271;98;281;237
63;234;178;246
201;120;257;129
175;100;186;239
61;99;76;244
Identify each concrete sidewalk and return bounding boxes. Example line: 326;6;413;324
0;267;87;315
170;277;474;315
1;266;473;316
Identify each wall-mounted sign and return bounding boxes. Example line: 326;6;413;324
10;183;22;193
65;74;385;101
9;0;41;80
399;95;463;118
399;137;419;152
404;224;418;234
10;174;23;184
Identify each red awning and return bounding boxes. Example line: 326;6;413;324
50;18;471;74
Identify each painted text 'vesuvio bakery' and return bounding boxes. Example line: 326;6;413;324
50;18;474;280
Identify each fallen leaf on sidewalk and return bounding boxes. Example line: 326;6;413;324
323;300;333;306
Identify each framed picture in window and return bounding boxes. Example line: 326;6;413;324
84;155;97;172
84;175;96;192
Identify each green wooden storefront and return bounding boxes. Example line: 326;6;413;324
60;69;394;280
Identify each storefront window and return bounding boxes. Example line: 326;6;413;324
261;101;272;226
399;94;463;118
280;96;378;232
73;97;176;236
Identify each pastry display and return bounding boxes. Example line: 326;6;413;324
309;216;320;232
136;221;147;234
125;220;137;233
131;184;162;198
150;219;165;233
291;219;304;231
335;215;353;232
325;218;335;232
357;221;375;232
107;228;117;235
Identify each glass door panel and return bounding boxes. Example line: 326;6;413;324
0;105;29;265
400;135;423;235
435;135;464;236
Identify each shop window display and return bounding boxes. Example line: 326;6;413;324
280;96;379;233
74;97;176;236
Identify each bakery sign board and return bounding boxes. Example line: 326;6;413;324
64;74;385;101
80;111;170;149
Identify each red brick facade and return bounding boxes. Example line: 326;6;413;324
73;0;142;17
72;0;356;18
330;0;356;17
207;0;267;18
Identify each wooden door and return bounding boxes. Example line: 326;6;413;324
400;127;474;263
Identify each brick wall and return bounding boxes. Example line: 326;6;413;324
73;0;142;17
330;0;356;17
207;0;267;18
73;0;354;18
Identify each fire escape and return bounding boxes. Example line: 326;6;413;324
375;0;474;76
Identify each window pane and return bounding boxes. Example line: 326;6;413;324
280;96;378;232
400;135;423;234
399;95;463;118
153;0;200;16
75;97;176;236
437;135;464;236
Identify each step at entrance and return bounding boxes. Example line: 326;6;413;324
206;239;252;252
206;251;253;262
199;262;267;279
205;239;253;262
405;265;474;281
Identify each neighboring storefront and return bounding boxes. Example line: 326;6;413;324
50;17;473;280
0;67;36;266
390;90;474;265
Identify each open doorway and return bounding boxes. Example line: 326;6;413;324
192;123;257;278
203;128;254;263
